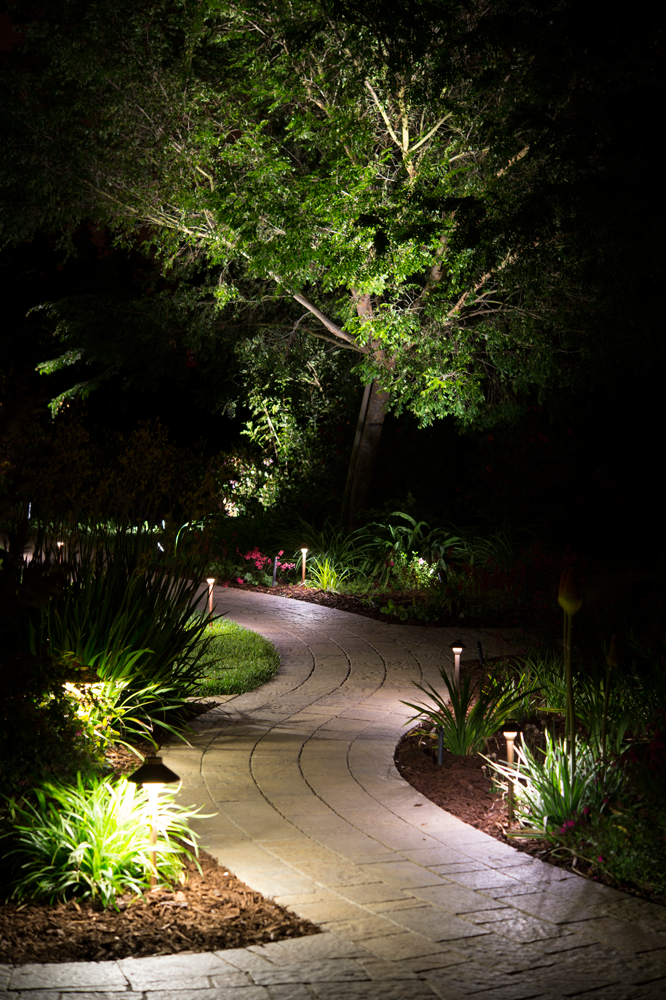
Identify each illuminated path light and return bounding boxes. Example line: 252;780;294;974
128;755;180;888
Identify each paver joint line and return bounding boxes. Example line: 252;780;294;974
8;588;666;998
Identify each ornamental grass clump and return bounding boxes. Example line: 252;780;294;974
484;732;605;837
1;774;204;908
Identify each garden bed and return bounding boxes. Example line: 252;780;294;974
0;850;319;965
394;724;666;907
221;581;521;629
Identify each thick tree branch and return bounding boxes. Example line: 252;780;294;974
290;291;367;352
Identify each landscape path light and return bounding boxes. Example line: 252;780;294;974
206;577;216;619
128;756;180;888
502;721;521;822
450;641;466;687
300;548;308;586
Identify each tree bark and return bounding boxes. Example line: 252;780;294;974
342;379;388;525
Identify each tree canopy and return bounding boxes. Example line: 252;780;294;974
1;0;662;431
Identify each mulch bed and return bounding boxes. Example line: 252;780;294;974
0;851;319;965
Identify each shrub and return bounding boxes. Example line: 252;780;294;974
2;774;204;908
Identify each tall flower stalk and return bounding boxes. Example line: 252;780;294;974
558;568;582;776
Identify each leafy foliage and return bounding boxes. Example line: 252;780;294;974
403;666;536;756
2;775;203;907
4;0;654;429
486;733;606;837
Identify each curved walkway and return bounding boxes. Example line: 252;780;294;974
5;589;666;999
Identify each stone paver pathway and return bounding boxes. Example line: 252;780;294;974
4;588;666;999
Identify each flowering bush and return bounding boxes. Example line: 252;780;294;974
206;545;296;587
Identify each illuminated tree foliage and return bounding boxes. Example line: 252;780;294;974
1;1;662;513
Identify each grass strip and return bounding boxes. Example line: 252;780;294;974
195;619;280;696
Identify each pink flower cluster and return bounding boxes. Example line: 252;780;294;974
242;547;295;572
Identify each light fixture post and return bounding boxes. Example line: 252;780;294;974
206;577;215;619
502;722;521;822
273;555;278;588
437;726;444;766
450;641;466;687
300;548;308;586
128;756;180;889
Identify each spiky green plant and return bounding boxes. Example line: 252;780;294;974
402;666;537;756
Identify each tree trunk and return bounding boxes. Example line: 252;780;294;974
340;293;389;525
341;379;388;525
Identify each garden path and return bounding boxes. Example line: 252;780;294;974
5;587;666;999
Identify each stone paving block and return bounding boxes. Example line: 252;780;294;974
359;862;446;889
312;834;398;863
366;897;430;913
323;916;406;942
9;964;127;992
360;932;448;961
213;950;278;973
310;982;439;1000
295;861;384;887
567;916;666;954
386;905;489;942
0;992;61;1000
538;876;634;907
480;916;574;945
59;994;131;1000
249;958;368;985
289;899;370;923
400;845;484;865
335;883;409;904
409;883;508;914
255;932;369;962
497;891;599;925
118;953;234;988
567;984;665;1000
265;985;313;1000
235;870;319;897
145;990;269;1000
475;881;548;900
356;958;418;980
604;897;666;933
398;950;473;973
441;869;525;891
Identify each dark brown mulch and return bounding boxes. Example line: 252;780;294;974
0;851;319;965
395;728;510;840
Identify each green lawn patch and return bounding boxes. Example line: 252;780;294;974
195;619;280;696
